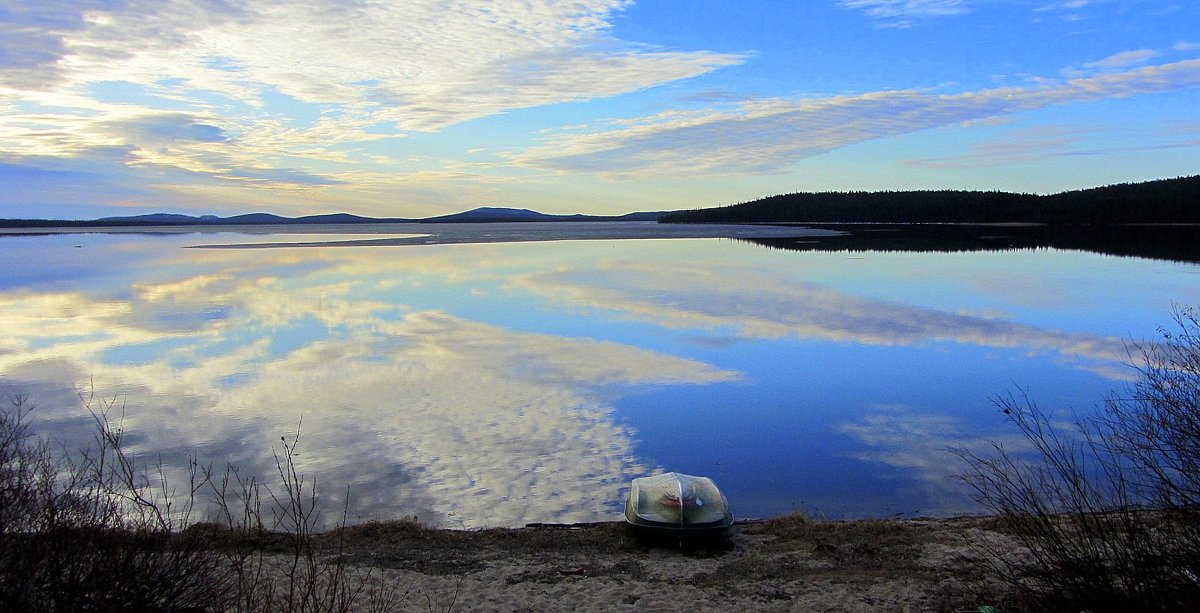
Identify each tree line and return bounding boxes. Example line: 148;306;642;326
659;175;1200;225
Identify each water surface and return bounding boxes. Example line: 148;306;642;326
2;224;1196;527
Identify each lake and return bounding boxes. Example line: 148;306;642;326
2;223;1198;528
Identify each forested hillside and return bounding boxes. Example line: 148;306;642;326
660;175;1200;225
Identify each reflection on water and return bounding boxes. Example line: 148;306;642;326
1;227;1197;526
745;223;1200;265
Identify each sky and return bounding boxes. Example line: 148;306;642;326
1;0;1198;219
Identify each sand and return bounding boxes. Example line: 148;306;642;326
289;515;1022;612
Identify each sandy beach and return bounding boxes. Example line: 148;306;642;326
295;514;1019;612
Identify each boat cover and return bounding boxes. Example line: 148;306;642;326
624;472;733;532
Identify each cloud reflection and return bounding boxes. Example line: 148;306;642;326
515;259;1132;377
0;260;737;528
834;405;1031;515
0;236;1176;525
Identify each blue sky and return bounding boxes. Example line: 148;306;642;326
1;0;1197;219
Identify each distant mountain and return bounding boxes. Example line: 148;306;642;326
422;207;666;223
292;213;388;224
98;213;221;224
95;212;303;225
0;206;668;228
659;175;1200;225
422;207;555;222
221;213;291;224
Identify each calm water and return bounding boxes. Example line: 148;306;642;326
2;224;1198;527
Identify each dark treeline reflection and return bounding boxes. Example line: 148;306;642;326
743;224;1200;264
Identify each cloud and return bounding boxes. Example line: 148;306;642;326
222;166;344;187
906;123;1200;169
102;114;228;145
0;158;154;213
0;0;109;89
905;125;1089;168
510;59;1200;178
1083;49;1162;71
0;0;744;211
0;107;343;203
838;0;969;26
1035;0;1092;12
1;1;742;131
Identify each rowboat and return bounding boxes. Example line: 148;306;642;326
623;472;733;533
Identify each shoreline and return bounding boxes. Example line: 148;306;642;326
284;513;1018;611
0;220;843;247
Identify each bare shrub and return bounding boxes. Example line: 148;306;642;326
0;389;411;612
0;391;227;611
955;307;1200;612
257;424;380;612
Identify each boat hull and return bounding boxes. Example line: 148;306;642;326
623;472;733;533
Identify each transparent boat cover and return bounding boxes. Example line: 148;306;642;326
624;472;732;531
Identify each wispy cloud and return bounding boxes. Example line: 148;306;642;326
101;114;227;145
906;125;1089;168
1083;49;1162;71
510;59;1200;178
838;0;969;26
1035;0;1093;12
906;123;1200;169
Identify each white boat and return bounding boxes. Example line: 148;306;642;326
623;472;733;533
